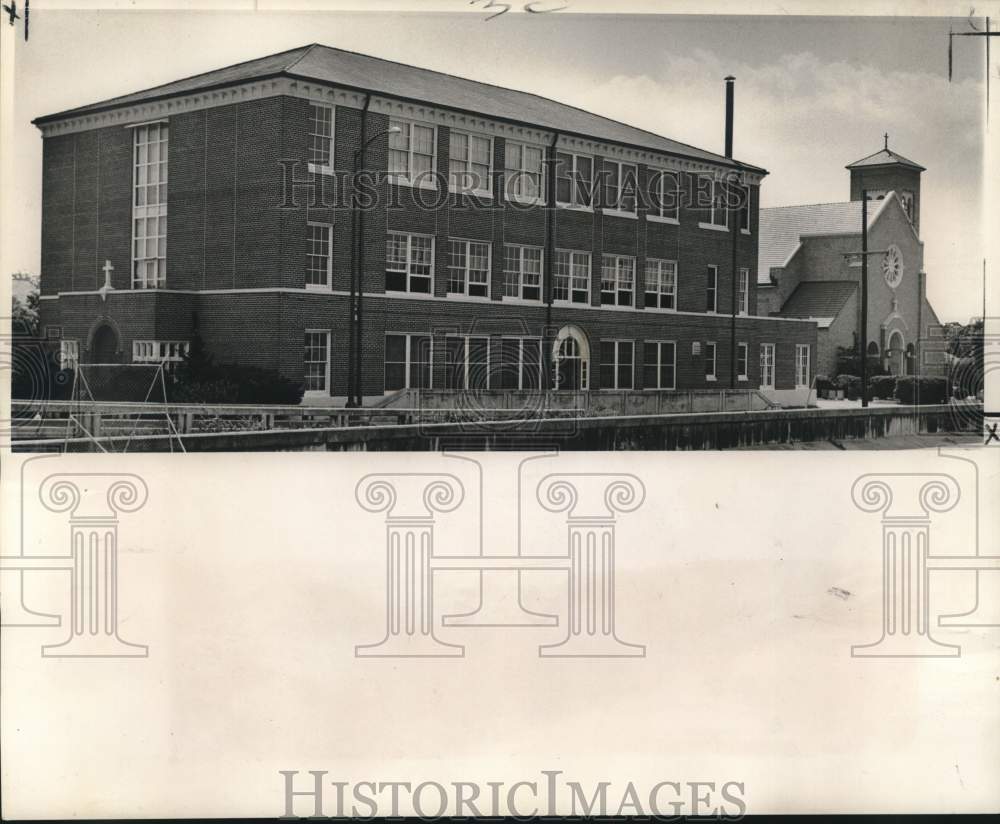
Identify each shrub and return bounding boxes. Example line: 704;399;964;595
894;376;949;405
815;374;834;393
868;375;897;400
170;363;303;405
834;374;862;400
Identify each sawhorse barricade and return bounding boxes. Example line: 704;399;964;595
354;471;646;658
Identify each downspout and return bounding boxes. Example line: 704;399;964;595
724;76;738;390
544;130;560;390
350;92;372;406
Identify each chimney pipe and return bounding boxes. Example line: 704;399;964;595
724;75;735;158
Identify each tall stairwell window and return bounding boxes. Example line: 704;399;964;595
132;123;168;289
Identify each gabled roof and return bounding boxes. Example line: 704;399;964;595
757;200;874;284
846;147;925;171
33;43;763;173
775;281;857;320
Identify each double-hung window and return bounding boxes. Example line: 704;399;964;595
308;103;334;173
738;267;749;315
698;175;729;229
303;332;330;393
795;344;811;388
504;142;544;202
739;185;751;232
601;159;637;213
555;152;594;208
306;222;333;289
706;265;718;313
59;340;79;370
386;232;434;294
644;258;677;310
444;335;491;390
503;244;542;301
705;342;717;380
449;131;492;195
133;340;190;366
601;254;635;307
388;119;436;187
648;170;680;221
497;337;542;390
760;343;776;389
737;342;749;381
448;239;490;298
132;122;168;289
553;249;591;304
600;340;634;390
385;333;432;390
643;341;676;390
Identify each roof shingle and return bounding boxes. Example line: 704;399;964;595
775;281;857;320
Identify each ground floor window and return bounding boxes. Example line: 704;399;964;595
444;335;491;390
737;342;749;380
497;337;542;390
643;341;675;389
385;333;432;391
132;340;190;365
760;343;775;389
59;340;79;369
303;331;330;393
600;340;634;390
795;344;810;387
705;341;717;380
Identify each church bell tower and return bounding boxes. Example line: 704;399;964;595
846;135;925;235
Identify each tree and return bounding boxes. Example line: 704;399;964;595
11;272;40;337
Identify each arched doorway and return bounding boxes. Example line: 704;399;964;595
91;324;120;364
552;325;590;390
886;330;905;376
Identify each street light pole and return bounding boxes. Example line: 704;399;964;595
861;189;869;408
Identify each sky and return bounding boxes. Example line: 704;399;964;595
6;7;990;321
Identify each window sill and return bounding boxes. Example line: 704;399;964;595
706;376;718;382
446;292;492;302
602;208;637;220
698;222;729;232
556;202;594;213
737;376;748;382
741;228;751;235
308;163;336;176
303;389;330;398
449;188;494;200
553;299;592;308
389;176;438;192
305;284;333;292
643;304;677;314
647;214;679;225
643;386;677;391
507;194;545;207
501;296;544;306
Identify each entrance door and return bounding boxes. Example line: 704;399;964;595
91;324;120;364
760;343;775;389
552;326;590;390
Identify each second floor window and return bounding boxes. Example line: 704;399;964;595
553;250;591;304
555;152;593;208
645;258;677;309
389;119;435;186
449;131;492;194
308;104;334;171
602;159;637;213
601;254;635;307
503;244;542;301
648;170;680;221
386;232;433;294
706;265;718;313
699;176;729;228
504;142;544;201
448;239;490;298
132;122;168;289
739;185;751;232
738;267;749;315
306;223;332;289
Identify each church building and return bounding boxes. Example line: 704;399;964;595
757;139;944;380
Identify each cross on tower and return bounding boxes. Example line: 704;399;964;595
98;259;114;302
884;132;889;150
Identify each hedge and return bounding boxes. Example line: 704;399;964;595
835;374;862;400
894;376;950;405
868;375;897;400
170;363;303;405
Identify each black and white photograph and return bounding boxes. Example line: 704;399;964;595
1;3;999;820
5;1;990;451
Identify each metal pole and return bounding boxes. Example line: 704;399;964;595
860;189;869;408
347;149;359;408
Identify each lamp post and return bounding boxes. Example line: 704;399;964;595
348;125;401;408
